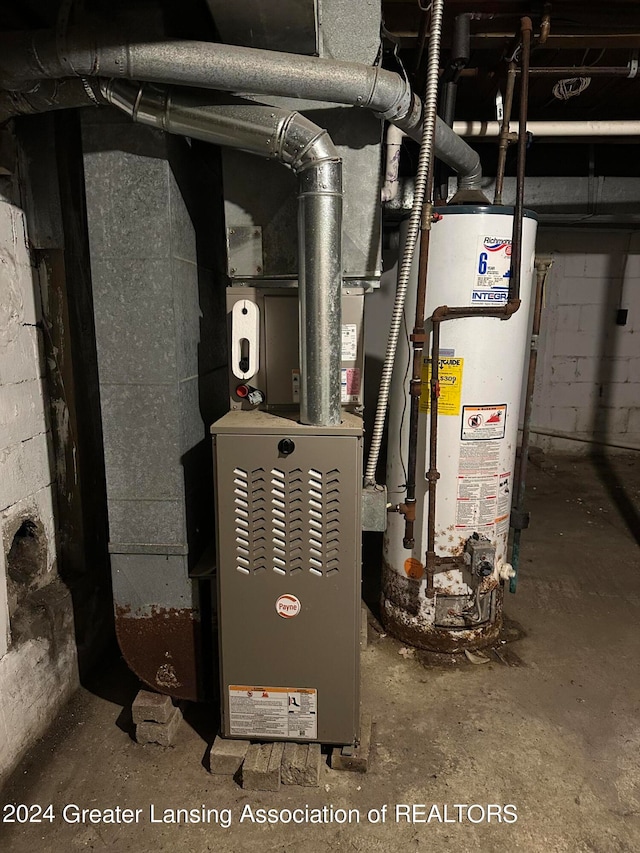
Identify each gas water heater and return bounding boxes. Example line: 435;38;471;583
383;206;538;652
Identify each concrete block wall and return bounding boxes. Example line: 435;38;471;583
531;230;640;451
0;199;78;784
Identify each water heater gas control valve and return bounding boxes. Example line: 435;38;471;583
464;535;496;580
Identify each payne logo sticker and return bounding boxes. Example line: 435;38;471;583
275;594;301;618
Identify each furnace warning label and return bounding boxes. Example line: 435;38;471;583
229;686;317;740
419;356;464;416
473;235;512;304
341;368;361;403
341;324;358;361
461;404;507;440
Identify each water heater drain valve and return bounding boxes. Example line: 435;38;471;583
498;562;516;581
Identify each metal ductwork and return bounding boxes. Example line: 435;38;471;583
0;28;483;191
102;80;342;427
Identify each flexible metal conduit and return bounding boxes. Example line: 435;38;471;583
364;0;445;486
102;80;342;426
0;27;482;191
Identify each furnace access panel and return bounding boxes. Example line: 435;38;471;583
212;411;362;746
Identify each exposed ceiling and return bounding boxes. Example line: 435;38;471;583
3;1;640;123
383;0;640;121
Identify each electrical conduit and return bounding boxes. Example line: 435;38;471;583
364;0;445;486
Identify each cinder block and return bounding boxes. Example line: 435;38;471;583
281;743;322;787
604;358;631;384
590;406;630;436
0;379;46;452
548;381;599;409
613;330;639;358
607;381;640;409
553;330;597;358
556;305;581;334
575;357;601;384
135;706;182;746
558;277;608;306
242;742;284;791
330;713;373;774
578;303;610;334
209;736;250;776
584;253;624;279
132;689;175;724
627;407;640;435
562;255;586;278
549;406;578;433
550;357;578;383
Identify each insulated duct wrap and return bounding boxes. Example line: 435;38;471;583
0;28;482;190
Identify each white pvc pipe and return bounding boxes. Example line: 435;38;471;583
453;120;640;138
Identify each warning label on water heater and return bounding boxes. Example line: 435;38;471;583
229;686;317;740
473;235;512;303
455;472;498;530
461;404;507;440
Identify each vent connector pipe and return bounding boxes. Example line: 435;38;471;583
101;81;342;426
0;28;483;192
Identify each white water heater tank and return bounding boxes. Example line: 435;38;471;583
382;205;538;652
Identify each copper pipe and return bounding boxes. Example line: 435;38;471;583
510;17;532;307
432;302;520;321
539;3;552;46
402;199;434;549
425;317;441;595
494;62;517;205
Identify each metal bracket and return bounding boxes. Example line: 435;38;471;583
226;225;264;277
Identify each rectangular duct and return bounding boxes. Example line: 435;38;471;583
206;0;319;55
219;0;383;282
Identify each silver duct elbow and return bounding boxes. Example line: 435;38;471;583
101;80;343;427
0;28;482;191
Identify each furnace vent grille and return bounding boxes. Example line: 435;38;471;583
270;468;304;575
232;464;341;576
307;468;340;576
233;467;267;574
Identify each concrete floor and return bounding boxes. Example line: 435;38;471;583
1;452;639;852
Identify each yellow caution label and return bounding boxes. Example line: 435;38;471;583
419;356;464;416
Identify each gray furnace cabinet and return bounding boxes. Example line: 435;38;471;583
212;410;362;745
